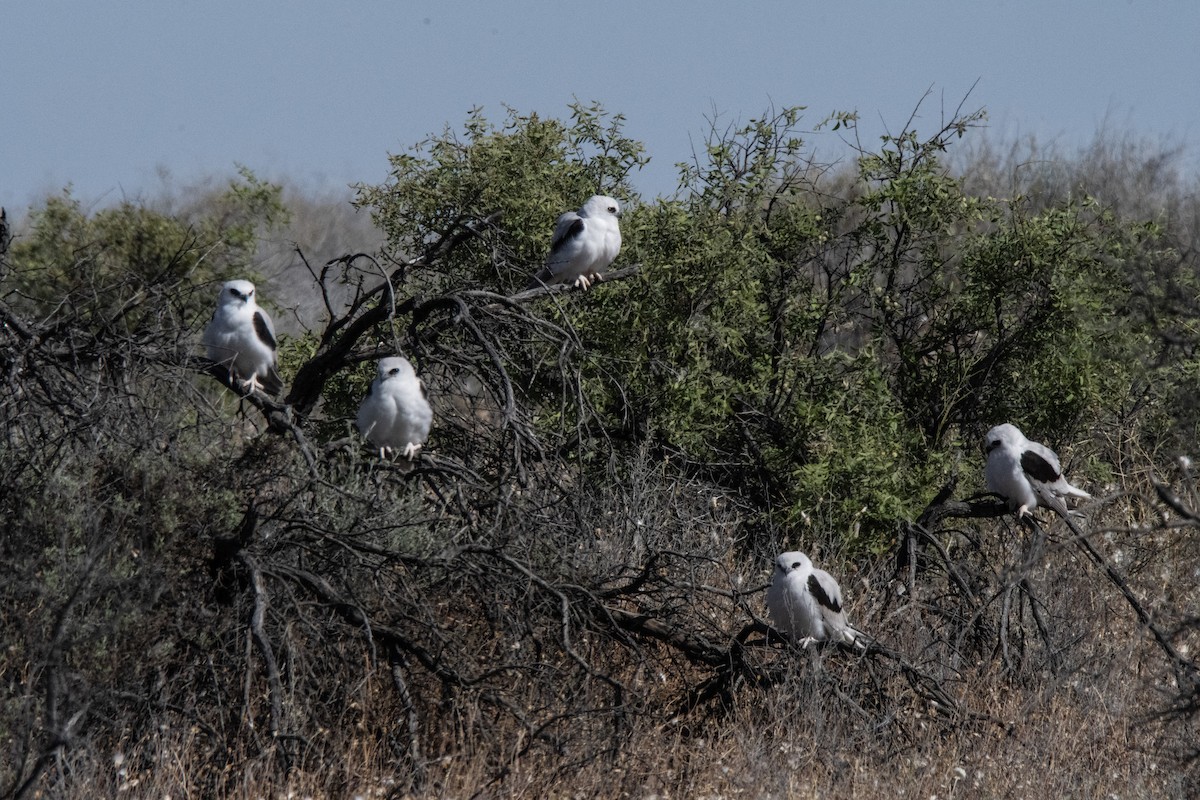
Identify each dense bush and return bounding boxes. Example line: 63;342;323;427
350;102;1197;549
2;101;1199;798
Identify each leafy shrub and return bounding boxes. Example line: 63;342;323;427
4;100;1200;798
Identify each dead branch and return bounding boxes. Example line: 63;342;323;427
1154;479;1200;524
1052;514;1199;690
240;556;286;759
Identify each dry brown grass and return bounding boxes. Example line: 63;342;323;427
28;493;1194;800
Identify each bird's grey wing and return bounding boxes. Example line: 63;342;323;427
1020;448;1062;484
1034;485;1069;514
353;380;378;430
807;572;843;614
1029;438;1064;470
542;216;586;271
548;212;585;256
250;310;283;395
261;365;284;397
200;304;226;346
524;216;587;290
252;309;278;350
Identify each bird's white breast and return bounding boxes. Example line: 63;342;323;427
767;571;823;640
358;375;432;448
204;304;272;372
985;445;1038;510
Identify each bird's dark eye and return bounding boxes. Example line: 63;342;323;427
791;561;801;568
608;206;617;213
389;368;400;376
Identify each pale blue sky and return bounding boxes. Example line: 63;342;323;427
3;1;1198;216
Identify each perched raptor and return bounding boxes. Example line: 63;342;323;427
201;279;284;396
524;195;622;291
356;356;433;460
984;423;1091;518
766;551;863;648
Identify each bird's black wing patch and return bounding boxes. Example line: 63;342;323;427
1021;449;1060;483
253;311;277;349
808;574;842;613
549;217;586;256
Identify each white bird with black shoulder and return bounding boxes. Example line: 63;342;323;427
201;279;284;396
524;195;622;291
984;423;1091;518
356;356;433;460
766;551;863;648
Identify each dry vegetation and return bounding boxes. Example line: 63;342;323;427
2;108;1200;799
